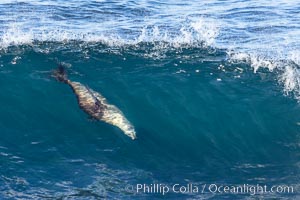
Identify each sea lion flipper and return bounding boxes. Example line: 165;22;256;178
52;63;68;83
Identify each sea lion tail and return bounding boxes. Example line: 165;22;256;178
52;63;68;83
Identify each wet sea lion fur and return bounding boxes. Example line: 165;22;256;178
52;64;136;140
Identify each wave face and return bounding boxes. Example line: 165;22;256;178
0;0;300;199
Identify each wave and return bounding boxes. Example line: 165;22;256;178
1;14;300;103
228;50;300;101
0;18;219;50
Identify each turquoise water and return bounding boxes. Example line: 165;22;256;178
0;1;300;199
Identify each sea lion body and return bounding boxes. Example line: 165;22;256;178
53;65;136;140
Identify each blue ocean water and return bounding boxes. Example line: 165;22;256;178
0;0;300;199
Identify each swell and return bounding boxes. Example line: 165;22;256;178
0;42;299;199
1;40;300;103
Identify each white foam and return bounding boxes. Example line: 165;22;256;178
289;50;300;66
135;18;219;48
0;24;34;49
279;65;300;100
228;51;279;73
229;51;300;101
0;18;219;50
190;18;219;46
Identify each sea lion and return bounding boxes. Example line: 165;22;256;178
52;64;136;140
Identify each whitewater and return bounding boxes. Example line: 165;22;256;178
0;0;299;199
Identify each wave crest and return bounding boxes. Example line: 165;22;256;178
0;18;219;50
229;51;300;101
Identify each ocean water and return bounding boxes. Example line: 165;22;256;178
0;0;300;199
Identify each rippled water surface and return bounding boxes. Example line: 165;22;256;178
0;0;300;199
